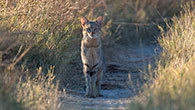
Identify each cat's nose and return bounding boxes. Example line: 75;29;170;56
89;71;95;77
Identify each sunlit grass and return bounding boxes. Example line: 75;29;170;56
16;66;61;110
0;0;194;110
0;0;191;73
130;6;195;110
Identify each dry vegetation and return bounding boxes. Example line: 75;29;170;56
130;6;195;110
15;66;62;110
0;0;194;110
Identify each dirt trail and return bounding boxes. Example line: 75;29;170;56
60;43;159;110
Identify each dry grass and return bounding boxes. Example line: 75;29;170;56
16;66;62;110
130;6;195;110
0;66;61;110
0;0;191;88
0;0;191;73
0;0;194;110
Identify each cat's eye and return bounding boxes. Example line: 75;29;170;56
86;27;97;33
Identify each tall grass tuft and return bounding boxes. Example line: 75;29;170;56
16;66;61;110
130;6;195;110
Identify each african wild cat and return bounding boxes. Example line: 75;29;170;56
80;16;105;98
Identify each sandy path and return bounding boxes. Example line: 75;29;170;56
60;43;159;110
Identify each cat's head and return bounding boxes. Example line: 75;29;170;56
81;16;103;38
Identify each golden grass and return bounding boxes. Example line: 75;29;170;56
0;67;62;110
16;66;61;110
0;66;61;110
0;1;194;110
130;6;195;110
0;0;191;73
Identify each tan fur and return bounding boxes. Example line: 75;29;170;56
80;16;105;98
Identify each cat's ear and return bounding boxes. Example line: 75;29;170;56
96;16;103;25
81;16;88;27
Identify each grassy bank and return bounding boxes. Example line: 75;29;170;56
130;6;195;110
